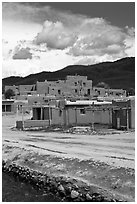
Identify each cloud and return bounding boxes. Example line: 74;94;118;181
34;14;135;59
2;3;135;77
67;19;133;58
2;2;85;26
13;47;32;59
3;3;135;57
124;27;135;56
2;49;77;78
35;21;77;49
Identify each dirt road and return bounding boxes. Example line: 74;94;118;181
2;114;135;201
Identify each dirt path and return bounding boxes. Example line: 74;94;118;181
2;115;135;201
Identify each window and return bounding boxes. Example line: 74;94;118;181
75;82;77;86
87;89;90;95
98;90;100;95
80;109;86;114
2;105;5;112
44;100;48;103
83;82;86;86
6;105;11;112
75;89;77;93
59;110;62;117
58;89;61;94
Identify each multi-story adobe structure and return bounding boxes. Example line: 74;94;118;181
5;75;126;99
18;84;36;96
5;84;36;97
36;75;93;98
93;87;126;98
5;85;19;96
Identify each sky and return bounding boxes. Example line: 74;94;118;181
2;2;135;78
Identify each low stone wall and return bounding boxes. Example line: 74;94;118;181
2;160;120;202
16;121;23;129
16;120;50;130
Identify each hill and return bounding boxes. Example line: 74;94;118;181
2;57;135;93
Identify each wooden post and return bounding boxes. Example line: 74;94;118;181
75;107;77;125
22;106;24;130
49;107;51;126
126;108;129;130
41;107;43;120
92;102;94;131
67;109;69;126
109;108;111;126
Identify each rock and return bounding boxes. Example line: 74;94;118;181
71;190;79;199
86;193;93;201
96;195;104;202
73;184;79;189
73;197;81;202
58;184;65;192
65;185;72;195
103;198;111;202
111;198;117;202
25;192;29;196
58;184;66;196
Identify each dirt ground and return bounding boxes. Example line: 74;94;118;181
2;114;135;201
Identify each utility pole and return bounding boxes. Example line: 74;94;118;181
49;107;51;126
22;106;24;130
109;107;111;126
126;108;129;131
75;107;77;125
92;102;95;131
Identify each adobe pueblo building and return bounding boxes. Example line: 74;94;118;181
3;75;134;130
5;75;126;99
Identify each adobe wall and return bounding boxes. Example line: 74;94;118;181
24;120;50;128
51;108;65;126
66;107;112;125
130;99;135;129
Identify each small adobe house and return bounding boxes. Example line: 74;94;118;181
16;97;135;130
2;99;15;113
112;97;135;130
64;100;112;126
16;99;113;129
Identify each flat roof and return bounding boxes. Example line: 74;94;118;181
15;100;28;103
65;100;112;106
2;99;15;102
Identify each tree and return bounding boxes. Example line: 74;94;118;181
96;82;110;89
4;89;15;99
127;88;135;96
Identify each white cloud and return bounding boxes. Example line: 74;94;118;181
13;48;32;60
35;15;135;60
35;21;76;49
2;49;77;78
2;3;135;78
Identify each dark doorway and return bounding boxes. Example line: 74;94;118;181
6;105;11;112
87;89;90;95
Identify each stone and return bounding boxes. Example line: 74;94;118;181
73;184;79;189
103;198;111;202
86;193;93;201
65;185;72;195
58;184;65;192
71;190;79;199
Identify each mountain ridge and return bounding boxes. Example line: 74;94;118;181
2;57;135;92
